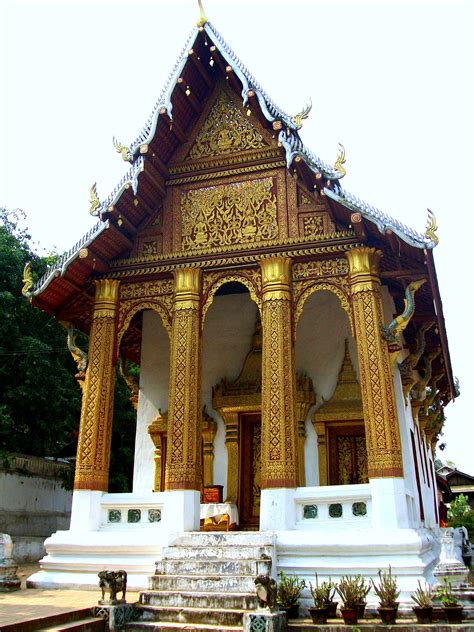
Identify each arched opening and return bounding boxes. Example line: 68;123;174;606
119;308;170;494
202;280;260;529
295;289;366;487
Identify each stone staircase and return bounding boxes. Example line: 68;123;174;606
127;531;275;631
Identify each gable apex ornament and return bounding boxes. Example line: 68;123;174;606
197;0;208;27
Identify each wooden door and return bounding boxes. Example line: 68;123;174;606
328;424;368;485
239;413;261;529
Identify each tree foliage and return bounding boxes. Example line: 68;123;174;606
0;208;136;491
448;493;474;540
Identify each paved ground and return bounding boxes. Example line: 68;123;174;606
0;564;140;629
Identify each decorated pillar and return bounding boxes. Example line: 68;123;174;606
346;248;403;478
165;268;202;491
259;257;298;489
74;279;120;491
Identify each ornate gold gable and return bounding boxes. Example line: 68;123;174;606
313;340;367;485
188;90;267;160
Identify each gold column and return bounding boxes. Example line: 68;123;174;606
165;268;203;491
259;257;298;489
74;279;120;491
346;247;403;478
220;410;239;503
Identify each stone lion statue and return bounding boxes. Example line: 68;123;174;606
255;574;277;610
98;569;127;603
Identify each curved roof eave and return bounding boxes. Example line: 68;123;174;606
29;219;110;298
325;185;435;250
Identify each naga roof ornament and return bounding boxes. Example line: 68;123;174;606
333;143;346;177
89;183;101;216
22;262;34;297
291;99;312;130
424;209;439;246
113;137;134;163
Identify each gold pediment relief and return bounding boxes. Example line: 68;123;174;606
187;91;268;161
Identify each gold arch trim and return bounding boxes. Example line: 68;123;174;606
294;281;354;336
202;270;262;325
117;299;172;348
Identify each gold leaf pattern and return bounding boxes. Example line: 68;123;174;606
189;91;266;159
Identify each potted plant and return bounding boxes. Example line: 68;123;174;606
371;566;400;624
321;577;338;618
276;571;305;620
411;580;434;624
336;575;362;625
437;578;464;623
355;574;370;619
308;574;329;624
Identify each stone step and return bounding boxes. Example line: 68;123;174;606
155;558;271;577
126;622;242;631
136;604;245;626
150;574;256;593
40;617;106;631
161;544;273;561
170;532;273;548
139;590;258;610
288;624;474;631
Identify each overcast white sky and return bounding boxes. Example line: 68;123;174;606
1;0;472;472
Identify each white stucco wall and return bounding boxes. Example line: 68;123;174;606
295;290;356;486
133;310;170;493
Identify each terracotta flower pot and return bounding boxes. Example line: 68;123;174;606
444;605;463;623
412;606;433;624
378;604;399;625
325;600;338;618
308;606;328;624
340;607;358;625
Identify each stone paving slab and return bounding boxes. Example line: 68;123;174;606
0;564;140;630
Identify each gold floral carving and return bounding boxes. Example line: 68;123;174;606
303;215;324;237
346;248;403;478
202;269;262;324
188;91;266;160
293;259;348;279
120;279;174;299
260;258;298;488
74;279;120;491
165;268;203;491
117;280;174;344
202;411;218;488
180;178;278;251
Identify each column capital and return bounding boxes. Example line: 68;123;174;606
260;257;292;299
173;267;202;309
93;279;120;317
346;247;383;293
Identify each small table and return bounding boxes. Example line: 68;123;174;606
200;503;239;531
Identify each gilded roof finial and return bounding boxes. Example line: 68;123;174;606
22;261;34;297
425;209;439;246
334;143;346;177
292;99;312;130
197;0;208;27
89;183;101;216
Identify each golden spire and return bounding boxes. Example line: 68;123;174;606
197;0;208;27
334;143;346;177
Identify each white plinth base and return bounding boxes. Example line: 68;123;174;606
260;489;296;531
162;490;201;533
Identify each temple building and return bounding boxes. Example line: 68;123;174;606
25;10;456;598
